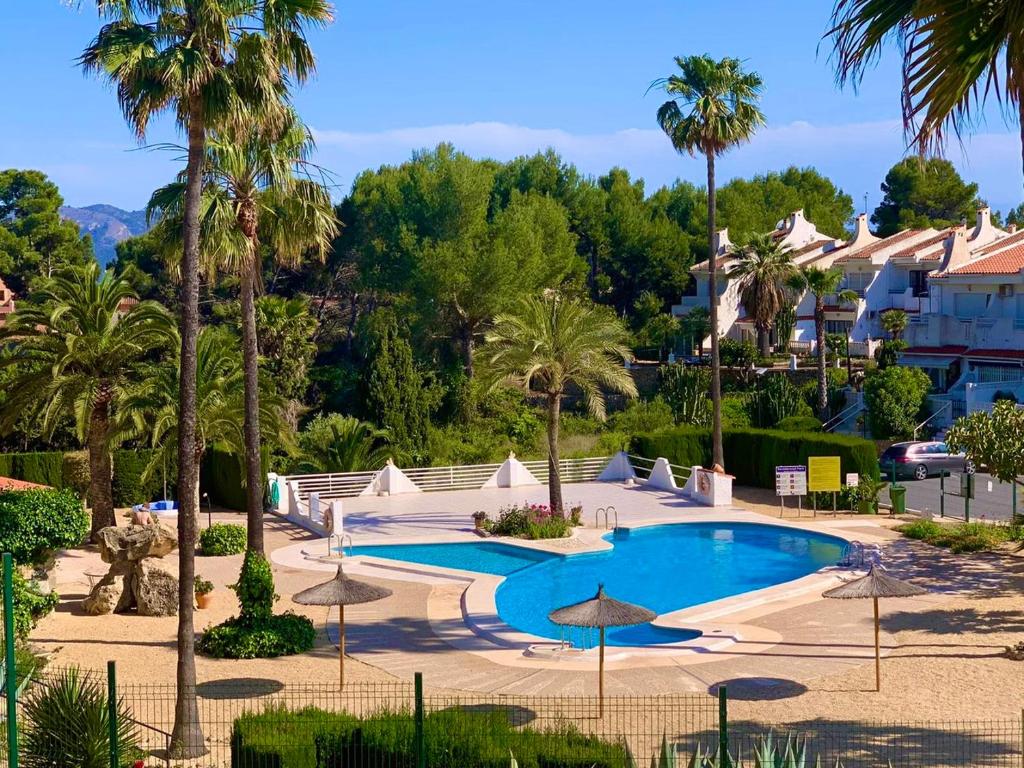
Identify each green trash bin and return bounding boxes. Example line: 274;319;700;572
888;484;907;515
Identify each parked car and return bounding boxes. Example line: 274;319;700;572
880;441;976;481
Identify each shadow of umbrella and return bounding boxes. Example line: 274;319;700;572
196;678;285;700
708;678;808;701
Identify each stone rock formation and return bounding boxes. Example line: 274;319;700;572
82;524;179;616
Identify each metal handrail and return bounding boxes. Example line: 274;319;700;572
595;506;618;529
823;400;864;432
914;400;953;439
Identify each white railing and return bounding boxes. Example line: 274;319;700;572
400;463;503;492
626;454;656;480
287;470;378;502
521;456;612;484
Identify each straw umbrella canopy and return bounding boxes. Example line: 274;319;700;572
823;566;927;691
548;585;655;714
293;564;392;688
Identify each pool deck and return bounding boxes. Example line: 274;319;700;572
270;480;956;693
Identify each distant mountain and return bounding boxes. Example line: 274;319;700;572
60;204;150;266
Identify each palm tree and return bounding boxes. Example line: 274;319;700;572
297;415;395;474
81;4;330;753
654;55;765;469
727;234;798;357
791;267;858;418
0;264;172;538
881;309;908;341
829;0;1024;181
148;111;337;555
478;294;637;513
119;326;290;503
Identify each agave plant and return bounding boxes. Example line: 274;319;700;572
21;667;139;768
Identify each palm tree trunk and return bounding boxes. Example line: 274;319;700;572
169;96;206;760
706;152;724;469
815;297;828;418
546;392;563;514
87;391;114;539
240;268;264;554
756;326;770;358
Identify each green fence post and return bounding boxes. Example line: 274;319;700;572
718;686;729;768
414;672;425;768
939;471;945;518
107;661;118;768
3;553;18;768
965;475;971;523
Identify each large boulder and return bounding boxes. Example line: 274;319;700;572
97;524;177;563
132;561;179;617
82;573;125;615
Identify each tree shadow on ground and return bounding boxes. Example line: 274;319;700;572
197;677;285;699
708;678;808;700
882;607;1024;635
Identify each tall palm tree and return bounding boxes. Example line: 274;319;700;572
829;1;1024;181
881;308;908;341
654;55;765;469
148;111;337;554
791;266;858;418
119;326;290;497
727;234;798;357
478;294;637;513
81;4;330;754
0;264;173;538
296;415;395;474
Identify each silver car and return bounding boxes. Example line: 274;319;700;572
880;441;976;481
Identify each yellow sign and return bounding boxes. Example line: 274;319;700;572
808;456;841;492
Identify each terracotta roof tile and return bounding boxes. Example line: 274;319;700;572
891;231;950;259
975;229;1024;256
966;348;1024;360
835;229;924;262
902;345;968;355
0;477;49;491
939;243;1024;277
789;239;833;258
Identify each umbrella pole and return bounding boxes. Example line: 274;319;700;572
339;604;346;690
873;596;880;692
598;627;605;718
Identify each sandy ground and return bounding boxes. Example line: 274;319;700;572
26;495;1024;765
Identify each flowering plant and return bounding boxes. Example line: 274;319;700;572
483;502;571;539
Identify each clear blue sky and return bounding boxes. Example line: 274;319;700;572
2;1;1020;220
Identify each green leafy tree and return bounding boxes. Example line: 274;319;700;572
655;54;766;469
830;0;1024;181
256;295;318;407
479;294;637;512
881;309;908;340
296;414;394;473
946;400;1024;485
148;110;336;554
791;266;858;418
876;339;908;369
0;169;94;293
1005;203;1024;228
81;2;331;752
727;233;798;356
358;309;440;455
0;264;172;537
863;366;932;440
681;307;711;355
870;158;979;236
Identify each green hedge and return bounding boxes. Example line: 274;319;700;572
201;445;247;512
631;426;879;488
0;453;64;489
232;706;630;768
774;416;823;432
0;449;166;506
111;450;166;507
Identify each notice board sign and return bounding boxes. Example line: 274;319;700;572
808;456;841;492
775;465;807;496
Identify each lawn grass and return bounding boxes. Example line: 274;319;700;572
896;519;1024;553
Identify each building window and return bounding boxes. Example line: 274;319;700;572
844;272;871;296
954;293;988;319
910;271;929;297
824;320;852;335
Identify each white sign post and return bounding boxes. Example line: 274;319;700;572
775;465;807;516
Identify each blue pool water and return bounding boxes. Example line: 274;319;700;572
349;523;843;647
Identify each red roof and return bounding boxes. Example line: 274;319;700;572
939;243;1024;277
890;231;950;259
789;239;833;258
975;229;1024;256
835;230;924;262
965;348;1024;360
0;477;49;491
902;345;968;356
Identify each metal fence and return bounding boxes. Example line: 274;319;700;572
6;668;1024;768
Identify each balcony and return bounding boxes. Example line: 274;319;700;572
905;314;1024;350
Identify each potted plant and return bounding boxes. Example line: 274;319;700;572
472;511;488;531
855;476;886;515
194;576;214;609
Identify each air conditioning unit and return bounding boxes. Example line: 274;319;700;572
999;284;1015;298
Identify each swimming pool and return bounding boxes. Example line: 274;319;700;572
349;523;844;647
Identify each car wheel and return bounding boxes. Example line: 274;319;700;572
965;460;976;475
914;464;928;481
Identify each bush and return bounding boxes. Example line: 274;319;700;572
775;416;823;432
235;550;276;623
201;445;247;512
200;523;247;556
481;503;572;539
0;489;89;565
719;338;757;369
631;426;879;488
607;398;674;435
22;666;140;768
111;449;165;507
233;706;356;768
60;452;91;499
659;365;712;426
864;366;931;439
721;394;751;428
896;520;1019;553
747;374;811;428
12;570;59;637
197;612;315;659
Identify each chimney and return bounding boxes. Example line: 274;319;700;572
713;228;732;257
941;226;970;272
1009;224;1018;234
970;206;996;245
847;213;878;253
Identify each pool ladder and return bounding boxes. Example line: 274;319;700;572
594;506;618;530
328;532;353;558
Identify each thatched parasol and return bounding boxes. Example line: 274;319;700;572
549;585;655;714
293;564;392;688
823;565;927;691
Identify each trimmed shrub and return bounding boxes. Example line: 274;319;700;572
0;489;89;565
111;449;166;507
232;706;356;768
61;452;91;498
201;445;247;512
12;570;58;637
0;452;64;488
200;523;247;556
631;426;879;488
775;416;823;432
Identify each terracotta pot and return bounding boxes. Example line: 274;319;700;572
195;592;212;610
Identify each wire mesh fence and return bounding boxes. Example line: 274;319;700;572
3;668;1022;768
